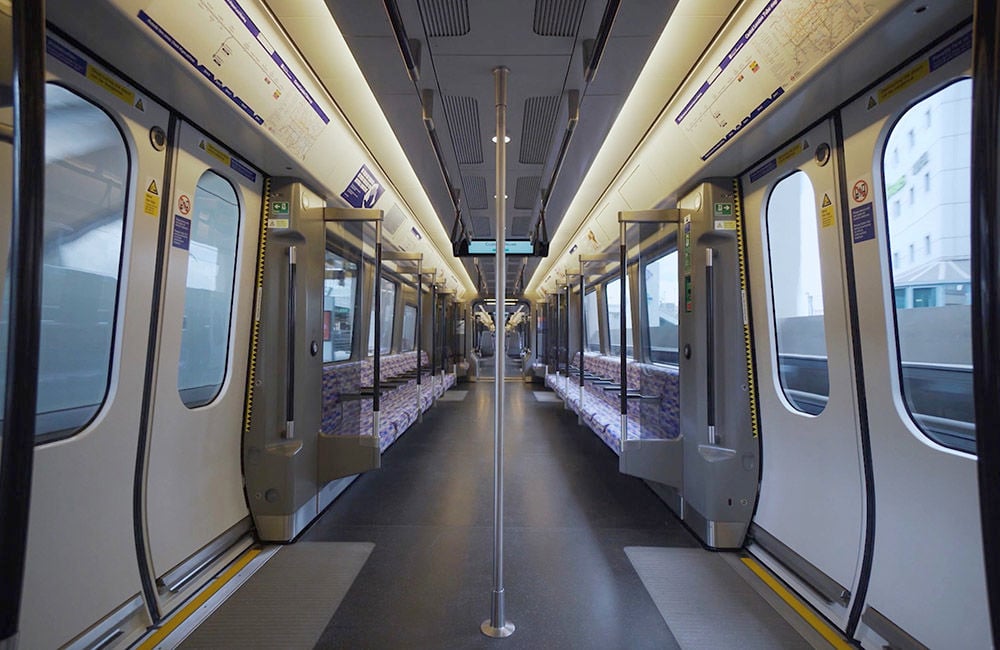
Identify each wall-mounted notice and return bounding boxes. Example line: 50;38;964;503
674;0;878;161
138;0;330;160
341;165;385;209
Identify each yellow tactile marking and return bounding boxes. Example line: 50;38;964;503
243;178;271;436
733;178;760;438
137;548;262;649
740;556;853;650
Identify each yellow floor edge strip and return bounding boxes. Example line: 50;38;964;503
740;556;854;650
138;547;263;649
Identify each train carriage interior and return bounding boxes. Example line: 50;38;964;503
2;0;1000;648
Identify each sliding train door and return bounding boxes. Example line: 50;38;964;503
15;36;170;648
142;119;261;612
742;120;867;631
839;30;988;648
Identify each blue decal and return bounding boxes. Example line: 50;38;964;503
230;157;258;182
45;37;88;76
676;0;783;124
749;158;778;184
702;87;784;160
172;215;192;250
341;165;384;209
929;31;973;72
851;203;876;243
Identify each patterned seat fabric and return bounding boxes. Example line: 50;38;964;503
545;353;680;455
321;350;457;452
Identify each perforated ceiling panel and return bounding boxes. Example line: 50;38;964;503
532;0;585;37
472;215;493;236
463;175;488;209
510;214;533;237
513;176;540;209
418;0;471;37
443;95;483;164
519;96;560;164
383;204;406;234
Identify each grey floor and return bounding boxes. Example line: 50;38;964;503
305;381;699;649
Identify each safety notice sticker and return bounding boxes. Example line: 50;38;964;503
172;215;191;250
851;203;876;243
341;165;384;209
144;178;161;217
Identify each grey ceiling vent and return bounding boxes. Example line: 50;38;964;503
472;216;493;236
519;96;559;164
513;176;540;209
533;0;585;36
510;215;533;237
443;95;483;164
384;204;406;234
463;175;489;210
419;0;471;37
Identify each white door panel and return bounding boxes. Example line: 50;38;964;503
743;120;866;629
19;36;170;648
840;29;989;648
144;121;260;580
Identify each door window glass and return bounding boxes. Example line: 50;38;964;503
766;171;829;414
0;84;130;439
177;170;240;408
645;251;679;364
323;250;357;362
883;78;974;452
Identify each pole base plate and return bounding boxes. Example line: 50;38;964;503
481;620;515;638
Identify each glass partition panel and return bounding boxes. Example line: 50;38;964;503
606;276;632;357
645;251;679;365
367;277;396;355
584;290;600;352
323;250;358;362
401;304;417;352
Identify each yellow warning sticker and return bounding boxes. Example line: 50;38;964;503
268;218;290;229
144;178;160;217
776;141;804;166
714;220;738;231
200;139;231;166
821;192;835;228
85;65;135;105
877;60;930;104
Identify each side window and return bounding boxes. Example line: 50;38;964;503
367;277;396;355
645;251;679;364
766;171;829;414
882;78;974;453
583;290;600;352
606;275;633;357
0;84;129;440
401;304;417;352
323;250;358;362
177;170;240;408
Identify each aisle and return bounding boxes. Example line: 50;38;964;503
304;381;698;649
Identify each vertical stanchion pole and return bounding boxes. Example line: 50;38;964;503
482;65;515;639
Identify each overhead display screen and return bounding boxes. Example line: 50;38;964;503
465;240;535;255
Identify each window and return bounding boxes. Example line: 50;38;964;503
583;290;600;352
909;243;915;263
645;252;679;364
766;171;829;415
908;129;915;148
883;78;974;452
924;172;931;192
323;250;358;362
177;170;240;408
368;277;396;354
606;275;633;357
893;200;901;218
401;304;417;352
925;108;932;128
0;85;129;439
909;186;915;205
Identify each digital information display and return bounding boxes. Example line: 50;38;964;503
466;240;535;255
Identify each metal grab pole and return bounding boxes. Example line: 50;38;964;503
482;65;515;639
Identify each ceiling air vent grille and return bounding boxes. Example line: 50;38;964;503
472;216;493;236
510;215;533;237
384;204;406;234
463;175;489;210
519;96;559;164
513;176;541;209
419;0;471;37
443;95;483;164
533;0;585;37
